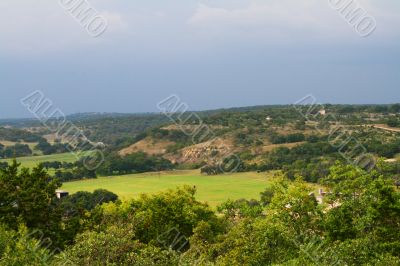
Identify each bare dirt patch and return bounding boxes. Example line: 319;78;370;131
373;124;400;133
119;137;175;156
164;137;236;164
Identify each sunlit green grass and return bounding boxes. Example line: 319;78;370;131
62;170;273;207
0;152;78;169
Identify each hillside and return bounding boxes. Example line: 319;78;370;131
2;104;400;183
119;137;175;156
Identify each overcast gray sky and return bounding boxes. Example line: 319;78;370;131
0;0;399;118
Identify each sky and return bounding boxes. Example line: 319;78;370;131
0;0;399;118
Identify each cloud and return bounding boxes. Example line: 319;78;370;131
188;0;400;41
0;1;126;55
99;11;127;32
190;2;329;27
0;0;398;56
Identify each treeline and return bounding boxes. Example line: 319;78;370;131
35;139;72;155
40;159;96;182
259;142;339;170
53;167;97;182
0;143;32;158
387;116;400;127
41;161;74;169
268;132;306;144
38;151;174;182
204;144;336;183
235;141;342;183
365;138;400;158
96;151;174;176
0;127;43;142
65;114;169;150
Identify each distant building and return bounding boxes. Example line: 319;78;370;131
318;109;326;115
56;190;69;199
266;116;272;121
95;142;106;149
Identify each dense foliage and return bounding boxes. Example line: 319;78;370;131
2;104;400;264
0;127;44;142
0;162;118;251
96;151;174;176
34;139;72;155
64;113;170;149
2;104;400;175
0;160;399;265
0;143;32;158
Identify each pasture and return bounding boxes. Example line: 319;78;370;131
62;170;273;206
0;152;78;168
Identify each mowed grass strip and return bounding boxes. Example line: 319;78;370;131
62;170;273;207
0;152;78;169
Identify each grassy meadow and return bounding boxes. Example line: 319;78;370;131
2;154;319;207
62;170;273;206
0;152;78;168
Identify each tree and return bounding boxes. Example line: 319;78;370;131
322;163;400;257
1;143;32;158
55;226;180;265
0;160;64;247
200;165;223;175
86;186;223;254
0;225;54;265
387;117;399;127
0;162;8;170
35;139;54;155
63;189;118;211
217;198;263;219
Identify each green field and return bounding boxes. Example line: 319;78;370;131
0;152;78;168
62;170;273;206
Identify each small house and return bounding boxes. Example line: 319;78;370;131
56;190;69;199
